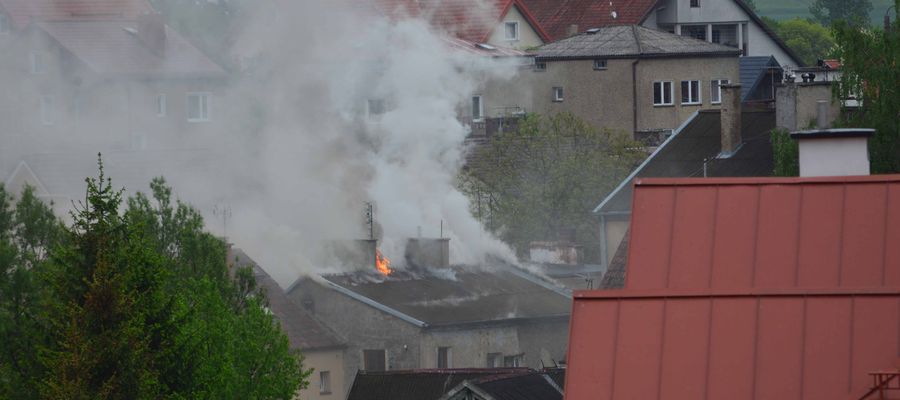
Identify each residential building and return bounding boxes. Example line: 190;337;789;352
371;0;550;50
231;249;347;400
565;171;900;398
521;0;804;68
593;84;775;271
529;25;740;137
345;368;564;400
286;239;571;396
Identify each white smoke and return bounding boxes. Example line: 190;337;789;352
211;1;518;286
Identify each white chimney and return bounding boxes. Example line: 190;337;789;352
790;129;874;177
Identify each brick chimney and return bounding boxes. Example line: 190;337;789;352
790;129;874;177
137;13;166;57
719;83;742;156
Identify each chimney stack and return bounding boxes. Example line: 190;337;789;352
719;83;742;156
137;13;166;57
405;238;450;268
566;24;579;37
790;129;874;177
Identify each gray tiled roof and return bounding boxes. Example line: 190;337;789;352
533;25;741;60
739;56;781;100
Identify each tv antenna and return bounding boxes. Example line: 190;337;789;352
213;204;232;240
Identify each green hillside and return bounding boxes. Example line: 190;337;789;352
755;0;895;26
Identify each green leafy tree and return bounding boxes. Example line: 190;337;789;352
810;0;873;26
460;113;644;261
0;185;64;399
832;1;900;172
771;128;800;176
768;18;836;65
0;157;309;399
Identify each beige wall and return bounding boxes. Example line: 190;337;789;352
524;55;738;135
300;349;346;400
487;5;543;50
603;218;630;265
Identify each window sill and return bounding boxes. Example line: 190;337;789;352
552;99;564;103
711;101;722;105
653;104;674;107
680;102;702;106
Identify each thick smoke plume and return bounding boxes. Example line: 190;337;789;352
205;1;518;285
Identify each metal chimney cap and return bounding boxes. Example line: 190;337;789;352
789;128;875;140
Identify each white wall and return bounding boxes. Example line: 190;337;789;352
487;5;543;50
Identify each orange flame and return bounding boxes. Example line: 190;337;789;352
375;249;392;276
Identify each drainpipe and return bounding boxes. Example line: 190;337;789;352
631;26;643;134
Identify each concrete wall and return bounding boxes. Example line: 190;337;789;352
300;349;347;400
421;326;522;368
516;319;570;368
487;5;544;50
775;82;839;131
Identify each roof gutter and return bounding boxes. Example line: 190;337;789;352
592;110;700;214
321;280;429;328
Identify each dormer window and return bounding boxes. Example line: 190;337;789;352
504;21;519;41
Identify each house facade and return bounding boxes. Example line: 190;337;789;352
528;25;740;137
286;240;571;396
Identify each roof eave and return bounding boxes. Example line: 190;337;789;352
535;51;741;61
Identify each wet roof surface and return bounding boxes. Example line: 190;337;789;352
534;25;740;60
347;368;531;400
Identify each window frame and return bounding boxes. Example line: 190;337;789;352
533;61;547;72
681;80;702;105
553;86;564;102
471;95;484;121
710;79;729;104
690;0;700;7
487;352;503;368
40;95;55;125
504;21;519;41
593;59;608;70
363;349;387;371
437;346;452;369
30;52;46;74
319;371;331;394
653;81;674;106
186;92;211;122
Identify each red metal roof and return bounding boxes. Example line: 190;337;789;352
371;0;549;43
0;0;152;29
565;175;900;400
519;0;657;41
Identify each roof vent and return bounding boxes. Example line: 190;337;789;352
475;43;496;50
610;11;618;19
122;27;138;35
586;28;601;34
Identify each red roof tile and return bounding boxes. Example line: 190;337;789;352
520;0;657;41
0;0;152;29
36;20;225;77
565;175;900;400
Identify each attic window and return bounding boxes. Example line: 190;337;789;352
475;43;496;51
122;27;138;36
504;21;519;41
586;28;601;34
593;59;608;70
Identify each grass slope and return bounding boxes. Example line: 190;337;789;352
755;0;895;26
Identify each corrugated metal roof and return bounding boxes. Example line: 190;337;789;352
565;175;900;400
534;25;740;60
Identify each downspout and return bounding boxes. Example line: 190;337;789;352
599;213;608;268
631;25;643;134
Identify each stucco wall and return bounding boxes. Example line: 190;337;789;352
525;56;737;135
776;82;839;131
300;349;346;400
602;217;630;265
421;326;521;368
487;5;543;50
516;319;570;368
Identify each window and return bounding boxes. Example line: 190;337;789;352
503;354;523;367
487;353;503;368
653;81;673;106
681;80;701;104
685;25;706;41
437;347;452;368
366;98;386;118
30;52;46;74
471;95;483;121
690;0;700;7
186;92;210;122
593;59;608;70
553;86;563;102
156;94;167;117
40;95;55;125
363;349;386;371
710;79;729;104
504;21;519;41
0;14;9;34
319;371;331;394
533;62;547;72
